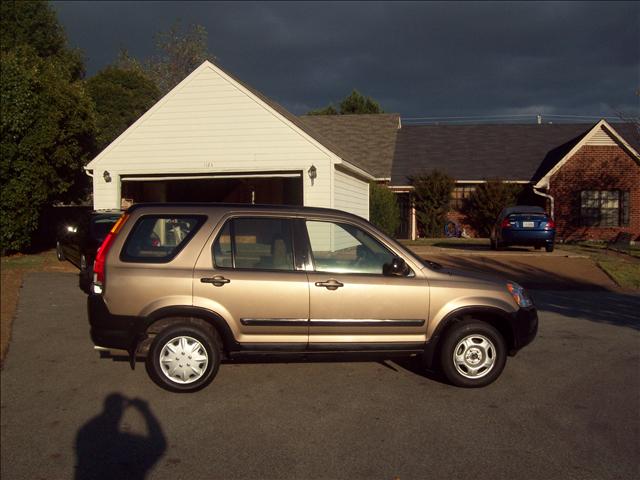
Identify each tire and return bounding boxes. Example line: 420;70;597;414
545;244;554;253
534;245;541;250
56;241;65;261
79;256;92;294
146;323;221;393
439;320;507;388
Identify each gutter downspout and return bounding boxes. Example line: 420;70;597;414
533;186;554;220
84;167;94;178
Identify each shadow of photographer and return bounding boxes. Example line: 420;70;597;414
75;393;166;480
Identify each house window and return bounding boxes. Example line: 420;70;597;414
451;185;477;209
580;190;630;227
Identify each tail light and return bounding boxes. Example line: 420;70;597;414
93;214;129;291
544;219;556;230
501;218;512;228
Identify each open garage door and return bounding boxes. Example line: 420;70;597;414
121;172;303;207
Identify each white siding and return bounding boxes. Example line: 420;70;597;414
89;63;335;210
93;172;120;211
333;168;370;220
586;126;617;146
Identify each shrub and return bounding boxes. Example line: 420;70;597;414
369;182;400;236
410;170;455;237
463;180;523;236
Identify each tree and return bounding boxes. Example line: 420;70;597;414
410;170;455;238
307;90;383;115
307;104;338;116
339;90;383;114
462;180;523;236
0;2;96;252
369;182;400;236
145;23;214;95
1;0;84;79
87;67;160;151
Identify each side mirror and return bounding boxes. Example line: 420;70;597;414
383;257;410;277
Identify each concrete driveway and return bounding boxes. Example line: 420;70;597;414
1;272;639;479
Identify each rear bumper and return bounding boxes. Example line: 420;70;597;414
87;294;139;351
501;229;555;245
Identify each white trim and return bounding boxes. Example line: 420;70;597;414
534;119;640;189
334;163;375;182
388;179;531;190
121;173;302;182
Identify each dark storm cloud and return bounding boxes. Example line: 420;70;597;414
52;1;639;119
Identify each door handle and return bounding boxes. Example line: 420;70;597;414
201;276;230;287
315;279;344;291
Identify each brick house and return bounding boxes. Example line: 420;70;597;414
387;120;639;241
532;120;639;241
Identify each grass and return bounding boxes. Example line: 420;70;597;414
598;260;640;290
1;250;76;366
557;243;640;290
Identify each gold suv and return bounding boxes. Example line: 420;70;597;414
88;204;537;392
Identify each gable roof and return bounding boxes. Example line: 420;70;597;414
391;122;640;186
533;120;640;188
86;61;375;179
298;114;401;179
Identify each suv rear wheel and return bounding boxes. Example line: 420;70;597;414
440;320;506;387
146;323;221;392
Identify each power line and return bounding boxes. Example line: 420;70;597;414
401;113;623;125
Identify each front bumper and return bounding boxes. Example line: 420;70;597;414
510;305;538;352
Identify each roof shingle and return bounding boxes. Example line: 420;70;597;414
391;123;639;185
298;114;401;178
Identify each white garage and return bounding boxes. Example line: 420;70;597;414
84;61;375;220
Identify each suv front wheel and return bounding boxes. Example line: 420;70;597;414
440;320;506;387
146;323;221;392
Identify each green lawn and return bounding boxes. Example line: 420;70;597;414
557;243;640;290
0;249;59;270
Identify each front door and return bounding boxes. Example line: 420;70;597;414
304;220;429;347
193;216;309;346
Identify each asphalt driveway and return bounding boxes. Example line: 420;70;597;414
1;272;639;479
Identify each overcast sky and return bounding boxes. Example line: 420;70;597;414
52;1;639;122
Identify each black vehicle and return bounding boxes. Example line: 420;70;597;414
490;206;556;252
56;211;121;292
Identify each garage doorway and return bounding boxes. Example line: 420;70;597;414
121;173;303;207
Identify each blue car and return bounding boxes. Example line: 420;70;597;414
490;206;556;252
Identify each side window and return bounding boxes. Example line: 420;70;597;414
121;215;204;262
213;222;233;267
213;218;294;271
306;220;394;274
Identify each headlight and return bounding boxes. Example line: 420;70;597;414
506;282;532;308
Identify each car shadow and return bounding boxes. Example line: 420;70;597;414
74;393;166;480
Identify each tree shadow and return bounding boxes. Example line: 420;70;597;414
428;255;616;291
532;290;640;331
432;242;537;252
75;393;166;480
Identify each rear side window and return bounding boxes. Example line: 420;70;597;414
121;215;205;263
213;218;294;271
